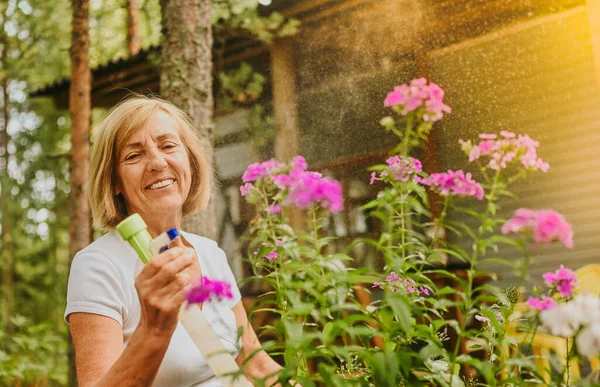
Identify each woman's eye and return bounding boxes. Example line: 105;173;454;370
163;143;177;150
125;153;140;161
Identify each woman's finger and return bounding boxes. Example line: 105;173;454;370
140;247;186;278
147;251;195;289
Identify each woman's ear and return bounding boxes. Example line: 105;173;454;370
114;177;122;196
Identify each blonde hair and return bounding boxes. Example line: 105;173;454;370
89;95;213;230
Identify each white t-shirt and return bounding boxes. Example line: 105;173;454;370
65;230;243;386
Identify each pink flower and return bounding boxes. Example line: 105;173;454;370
372;282;383;289
264;251;279;260
543;265;578;298
527;295;558;311
502;209;574;248
386;272;400;282
383;78;451;122
272;174;294;189
275;239;283;247
242;163;264;183
371;156;422;184
419;170;484;200
241;159;283;182
186;277;233;305
460;132;549;173
420;287;430;296
369;172;381;185
286;171;344;213
267;204;282;214
291;156;308;171
240;155;344;214
240;183;253;197
475;314;491;324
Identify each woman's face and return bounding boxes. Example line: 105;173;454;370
116;110;192;221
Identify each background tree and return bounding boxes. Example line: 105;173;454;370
68;0;91;385
160;0;216;238
126;0;140;55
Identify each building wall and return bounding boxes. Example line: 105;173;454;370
428;6;600;284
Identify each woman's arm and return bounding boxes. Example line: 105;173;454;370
69;313;172;386
233;301;283;386
68;246;196;386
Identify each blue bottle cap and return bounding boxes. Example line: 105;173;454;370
166;228;179;241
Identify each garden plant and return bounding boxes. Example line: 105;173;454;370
231;78;592;386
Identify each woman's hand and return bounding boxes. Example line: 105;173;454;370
135;247;195;336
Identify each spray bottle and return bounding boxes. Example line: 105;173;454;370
116;214;252;387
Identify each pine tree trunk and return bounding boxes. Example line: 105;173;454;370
68;0;92;385
160;0;216;239
0;7;13;334
126;0;140;56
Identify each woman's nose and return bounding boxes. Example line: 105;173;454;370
147;148;167;171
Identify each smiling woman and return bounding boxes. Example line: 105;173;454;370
65;95;283;386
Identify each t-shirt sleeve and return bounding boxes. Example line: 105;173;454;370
212;244;242;309
64;250;127;325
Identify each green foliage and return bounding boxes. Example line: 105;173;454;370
212;0;300;44
240;81;580;385
0;315;67;385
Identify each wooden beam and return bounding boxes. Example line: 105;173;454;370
587;0;600;87
270;38;303;229
271;39;300;161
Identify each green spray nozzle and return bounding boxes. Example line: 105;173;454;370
116;213;153;264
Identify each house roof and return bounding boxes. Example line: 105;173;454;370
30;0;340;108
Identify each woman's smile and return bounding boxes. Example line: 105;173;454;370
116;110;193;231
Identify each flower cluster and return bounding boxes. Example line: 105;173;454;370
418;170;484;200
383;78;452;122
459;131;549;172
526;295;557;311
543;265;578;298
526;265;577;311
502;208;574;248
540;294;600;357
370;156;422;185
372;271;430;296
240;156;344;213
186;277;233;305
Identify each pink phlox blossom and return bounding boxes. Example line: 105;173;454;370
286;171;344;213
419;170;484;200
186;277;233;305
542;265;578;297
374;273;431;296
267;204;282;214
383;78;451;122
502;208;574;248
264;251;279;260
240;183;253;197
242;163;264;183
460;131;549;172
371;156;423;185
386;271;401;282
291;156;308;171
527;295;558;311
369;172;382;185
275;239;283;247
242;159;283;182
272;174;294;189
